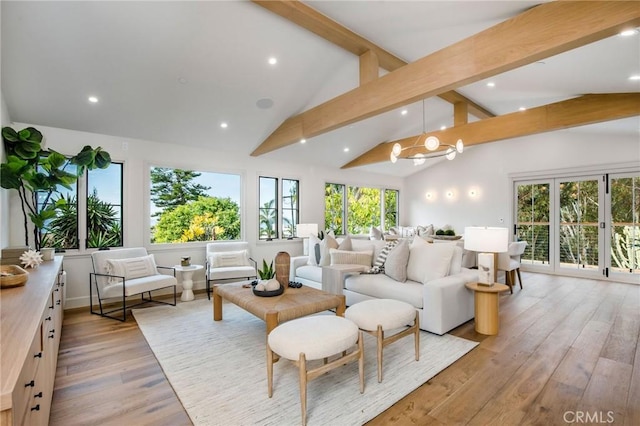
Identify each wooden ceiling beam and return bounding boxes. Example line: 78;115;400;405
251;1;640;157
359;50;379;85
341;93;640;169
252;0;494;119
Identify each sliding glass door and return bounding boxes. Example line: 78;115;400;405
514;171;639;283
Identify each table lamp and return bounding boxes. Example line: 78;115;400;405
463;226;508;285
296;223;319;255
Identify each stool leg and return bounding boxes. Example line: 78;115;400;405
299;353;308;426
358;331;365;393
267;344;274;398
376;325;384;383
414;313;420;361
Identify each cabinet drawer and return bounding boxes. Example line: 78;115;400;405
12;328;42;425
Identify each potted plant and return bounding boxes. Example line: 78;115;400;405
1;126;111;250
257;259;275;280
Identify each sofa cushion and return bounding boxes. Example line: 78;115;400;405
296;265;323;283
406;236;430;282
329;249;372;267
208;265;257;281
384;240;409;282
369;226;383;240
344;274;423;309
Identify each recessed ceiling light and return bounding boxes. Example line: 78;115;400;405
300;138;306;144
440;125;447;131
220;122;228;129
178;77;188;84
519;106;527;111
620;29;638;37
268;57;277;65
88;96;98;103
629;75;640;81
401;109;408;116
343;147;349;152
486;82;496;88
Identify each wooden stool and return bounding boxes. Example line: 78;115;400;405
345;299;419;383
267;316;364;425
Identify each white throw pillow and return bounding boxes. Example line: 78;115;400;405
209;250;250;268
369;226;383;240
329;248;372;267
406;237;456;283
307;234;322;266
338;235;353;251
422;243;456;283
106;254;157;281
319;234;339;266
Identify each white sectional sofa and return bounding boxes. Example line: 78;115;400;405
290;236;476;335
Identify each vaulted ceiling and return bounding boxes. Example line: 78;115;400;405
2;1;639;177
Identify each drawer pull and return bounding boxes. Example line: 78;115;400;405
34;352;42;358
55;288;59;292
45;316;52;321
25;380;35;388
31;404;40;412
49;304;54;309
34;392;43;398
49;333;55;339
56;300;61;305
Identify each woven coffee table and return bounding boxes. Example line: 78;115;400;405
213;283;346;336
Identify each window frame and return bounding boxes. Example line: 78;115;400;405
258;175;300;241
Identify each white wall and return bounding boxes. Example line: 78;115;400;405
5;123;404;308
404;130;640;235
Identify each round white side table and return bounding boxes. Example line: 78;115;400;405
174;264;203;302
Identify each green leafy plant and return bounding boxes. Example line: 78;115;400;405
1;126;111;250
257;259;275;280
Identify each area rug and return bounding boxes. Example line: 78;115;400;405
132;299;477;426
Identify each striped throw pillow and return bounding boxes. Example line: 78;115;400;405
373;240;399;268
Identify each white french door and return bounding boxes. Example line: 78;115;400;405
514;172;640;284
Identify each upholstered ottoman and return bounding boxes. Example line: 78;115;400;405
345;299;419;382
267;316;364;425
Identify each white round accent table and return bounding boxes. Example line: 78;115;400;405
173;264;203;302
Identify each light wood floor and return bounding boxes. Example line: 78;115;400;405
50;273;639;426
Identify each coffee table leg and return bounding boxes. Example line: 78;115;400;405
336;295;346;317
213;287;223;321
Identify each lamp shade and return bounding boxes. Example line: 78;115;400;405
463;227;509;252
296;223;318;238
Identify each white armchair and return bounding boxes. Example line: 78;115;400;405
205;242;257;299
90;247;177;321
497;241;528;293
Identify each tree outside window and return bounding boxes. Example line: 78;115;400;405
282;179;299;238
325;183;397;235
150;167;241;243
40;162;123;250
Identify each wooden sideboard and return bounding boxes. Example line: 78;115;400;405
1;256;65;426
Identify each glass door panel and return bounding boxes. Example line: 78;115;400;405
609;174;640;278
516;182;551;268
557;178;601;272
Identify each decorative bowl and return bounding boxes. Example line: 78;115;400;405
253;284;285;297
431;235;462;240
0;264;29;288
